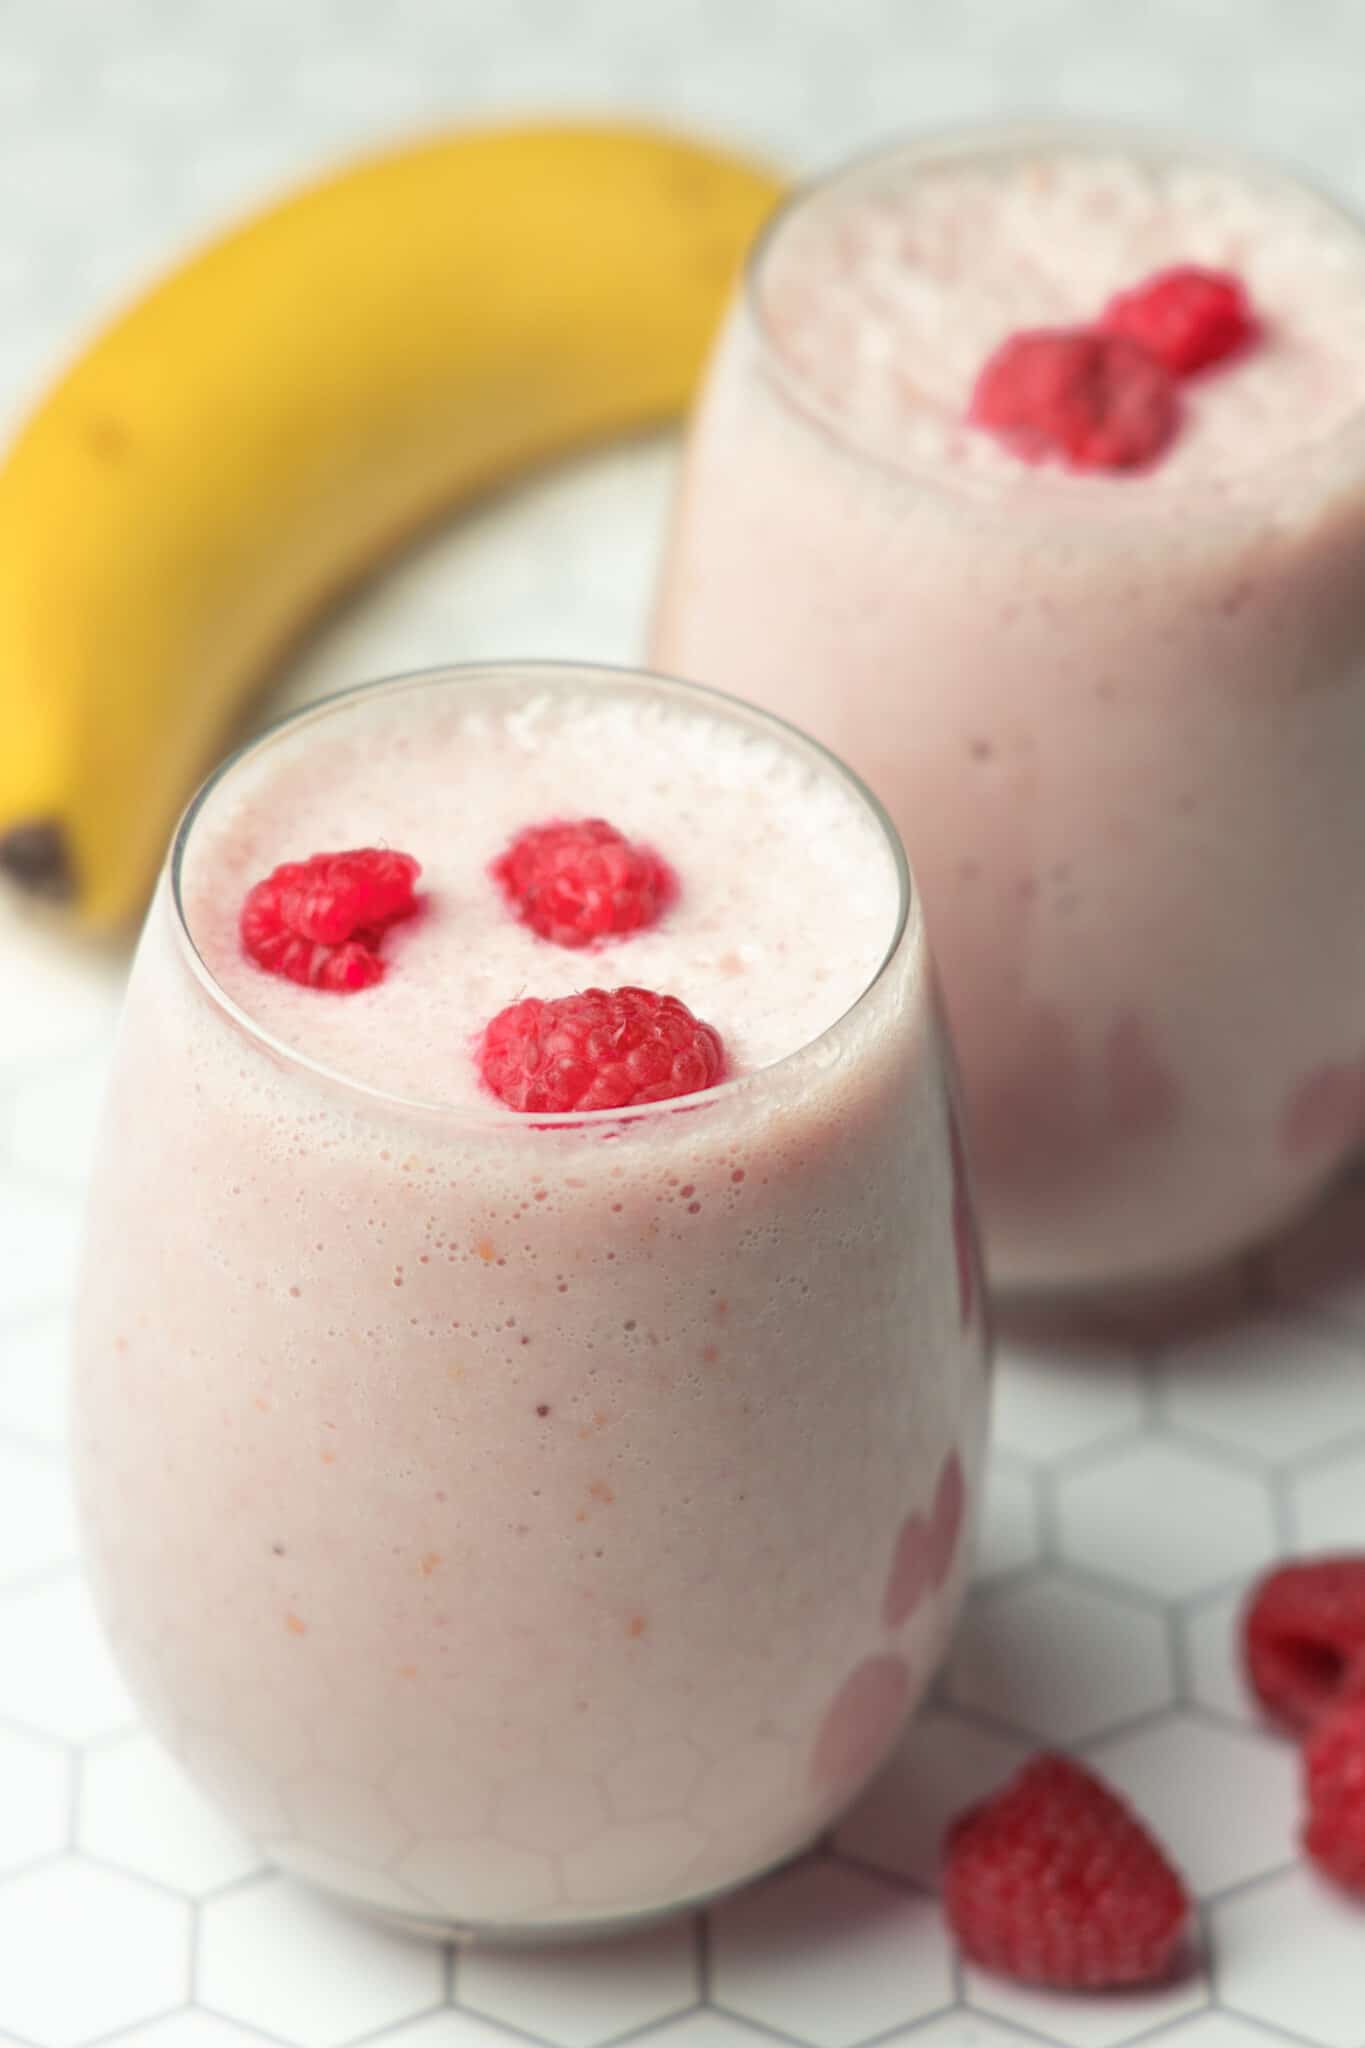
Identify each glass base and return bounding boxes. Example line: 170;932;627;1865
988;1164;1360;1348
303;1830;827;1947
993;1240;1265;1349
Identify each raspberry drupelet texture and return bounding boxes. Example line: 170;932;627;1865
240;847;420;991
943;1754;1190;1990
493;817;676;948
479;986;726;1114
1242;1555;1365;1732
968;328;1179;472
1303;1691;1365;1892
1102;266;1259;376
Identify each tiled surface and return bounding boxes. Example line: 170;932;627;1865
4;0;1365;2043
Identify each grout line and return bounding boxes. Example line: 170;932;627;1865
78;1723;143;1758
198;1863;276;1906
705;2000;810;2047
449;2003;560;2048
58;1846;201;1905
853;1999;958;2048
1172;1697;1266;1742
1060;1557;1257;1614
1074;1698;1198;1754
184;1899;198;2006
1199;1858;1301;1911
696;1904;712;2001
986;1422;1140;1481
348;1998;451;2046
188;1999;297;2048
0;1555;86;1604
84;2005;188;2048
1268;1468;1297;1554
0;1846;74;1891
959;1993;1119;2048
1165;1602;1192;1711
1178;1701;1295;1753
1030;1421;1156;1479
924;1694;1042;1749
191;1884;204;1998
822;1846;940;1904
64;1737;82;1853
948;1936;966;2012
1273;1419;1365;1478
1113;1999;1215;2048
1142;1415;1281;1477
1208;2003;1324;2048
598;2001;711;2048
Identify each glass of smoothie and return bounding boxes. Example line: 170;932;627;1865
653;123;1365;1297
71;661;990;1940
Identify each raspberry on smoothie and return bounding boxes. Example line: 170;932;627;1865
493;816;676;948
1102;265;1259;375
479;986;726;1114
240;845;421;990
968;327;1179;471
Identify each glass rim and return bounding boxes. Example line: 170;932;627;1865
168;658;916;1128
742;116;1365;503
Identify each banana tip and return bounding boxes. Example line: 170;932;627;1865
0;819;75;904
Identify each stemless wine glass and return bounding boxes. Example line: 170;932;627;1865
72;660;990;1941
653;122;1365;1296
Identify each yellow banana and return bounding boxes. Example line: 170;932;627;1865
0;120;782;930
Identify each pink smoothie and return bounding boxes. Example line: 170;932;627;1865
73;665;989;1935
654;129;1365;1292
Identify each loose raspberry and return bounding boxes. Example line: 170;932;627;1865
969;328;1179;472
479;986;725;1114
493;818;675;949
1242;1556;1365;1732
240;848;420;992
1303;1691;1365;1892
943;1755;1189;1990
1102;267;1258;377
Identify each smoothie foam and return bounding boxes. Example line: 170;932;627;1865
186;676;899;1101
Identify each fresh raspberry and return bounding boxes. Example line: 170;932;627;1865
479;986;725;1114
1303;1691;1365;1892
969;328;1179;472
943;1755;1189;1990
240;848;420;992
1102;267;1259;376
493;818;675;949
1242;1556;1365;1732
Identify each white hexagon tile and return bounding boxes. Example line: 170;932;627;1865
5;3;1365;2047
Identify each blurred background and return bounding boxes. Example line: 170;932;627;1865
5;0;1365;855
10;0;1365;1037
6;0;1365;696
